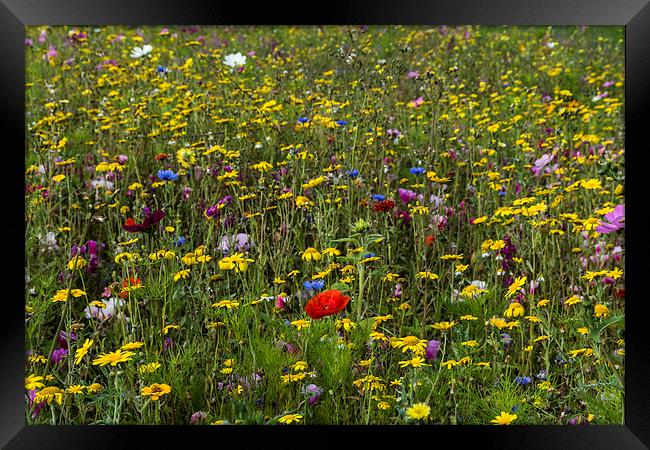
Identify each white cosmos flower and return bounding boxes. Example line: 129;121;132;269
223;52;247;68
130;44;152;58
84;297;125;322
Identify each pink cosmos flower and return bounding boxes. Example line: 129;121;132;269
531;153;555;176
595;204;624;234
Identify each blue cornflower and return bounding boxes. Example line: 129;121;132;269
514;376;532;386
297;117;310;123
410;167;425;175
157;169;178;181
303;279;325;291
336;120;347;126
156;65;168;74
364;253;376;259
372;194;386;201
173;236;187;247
346;169;359;178
498;186;507;196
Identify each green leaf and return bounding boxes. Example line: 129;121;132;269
590;315;623;340
330;237;358;244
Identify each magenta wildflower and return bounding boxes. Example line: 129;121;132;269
51;347;68;364
398;188;417;204
425;340;441;361
28;389;46;418
304;384;323;406
44;46;57;62
595;204;624;234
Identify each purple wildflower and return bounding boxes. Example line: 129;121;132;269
28;389;46;418
51;347;68;364
57;330;77;349
190;411;208;424
163;337;175;352
304;384;323;406
425;340;441;361
205;205;219;218
44;46;57;62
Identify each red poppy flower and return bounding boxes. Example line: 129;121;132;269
424;235;435;246
305;289;350;320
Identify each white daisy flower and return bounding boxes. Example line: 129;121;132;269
130;44;152;58
223;52;247;68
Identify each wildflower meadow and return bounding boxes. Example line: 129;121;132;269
24;25;625;425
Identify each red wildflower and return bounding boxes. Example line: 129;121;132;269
372;199;395;212
155;153;170;161
305;290;350;320
424;235;435;246
119;277;142;298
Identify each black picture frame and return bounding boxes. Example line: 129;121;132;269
4;1;648;448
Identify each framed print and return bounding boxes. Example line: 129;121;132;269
3;0;649;448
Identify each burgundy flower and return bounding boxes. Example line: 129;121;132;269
57;330;77;349
372;199;395;212
87;240;101;273
394;209;412;225
122;208;165;233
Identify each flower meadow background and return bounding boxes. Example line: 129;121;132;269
24;25;625;425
